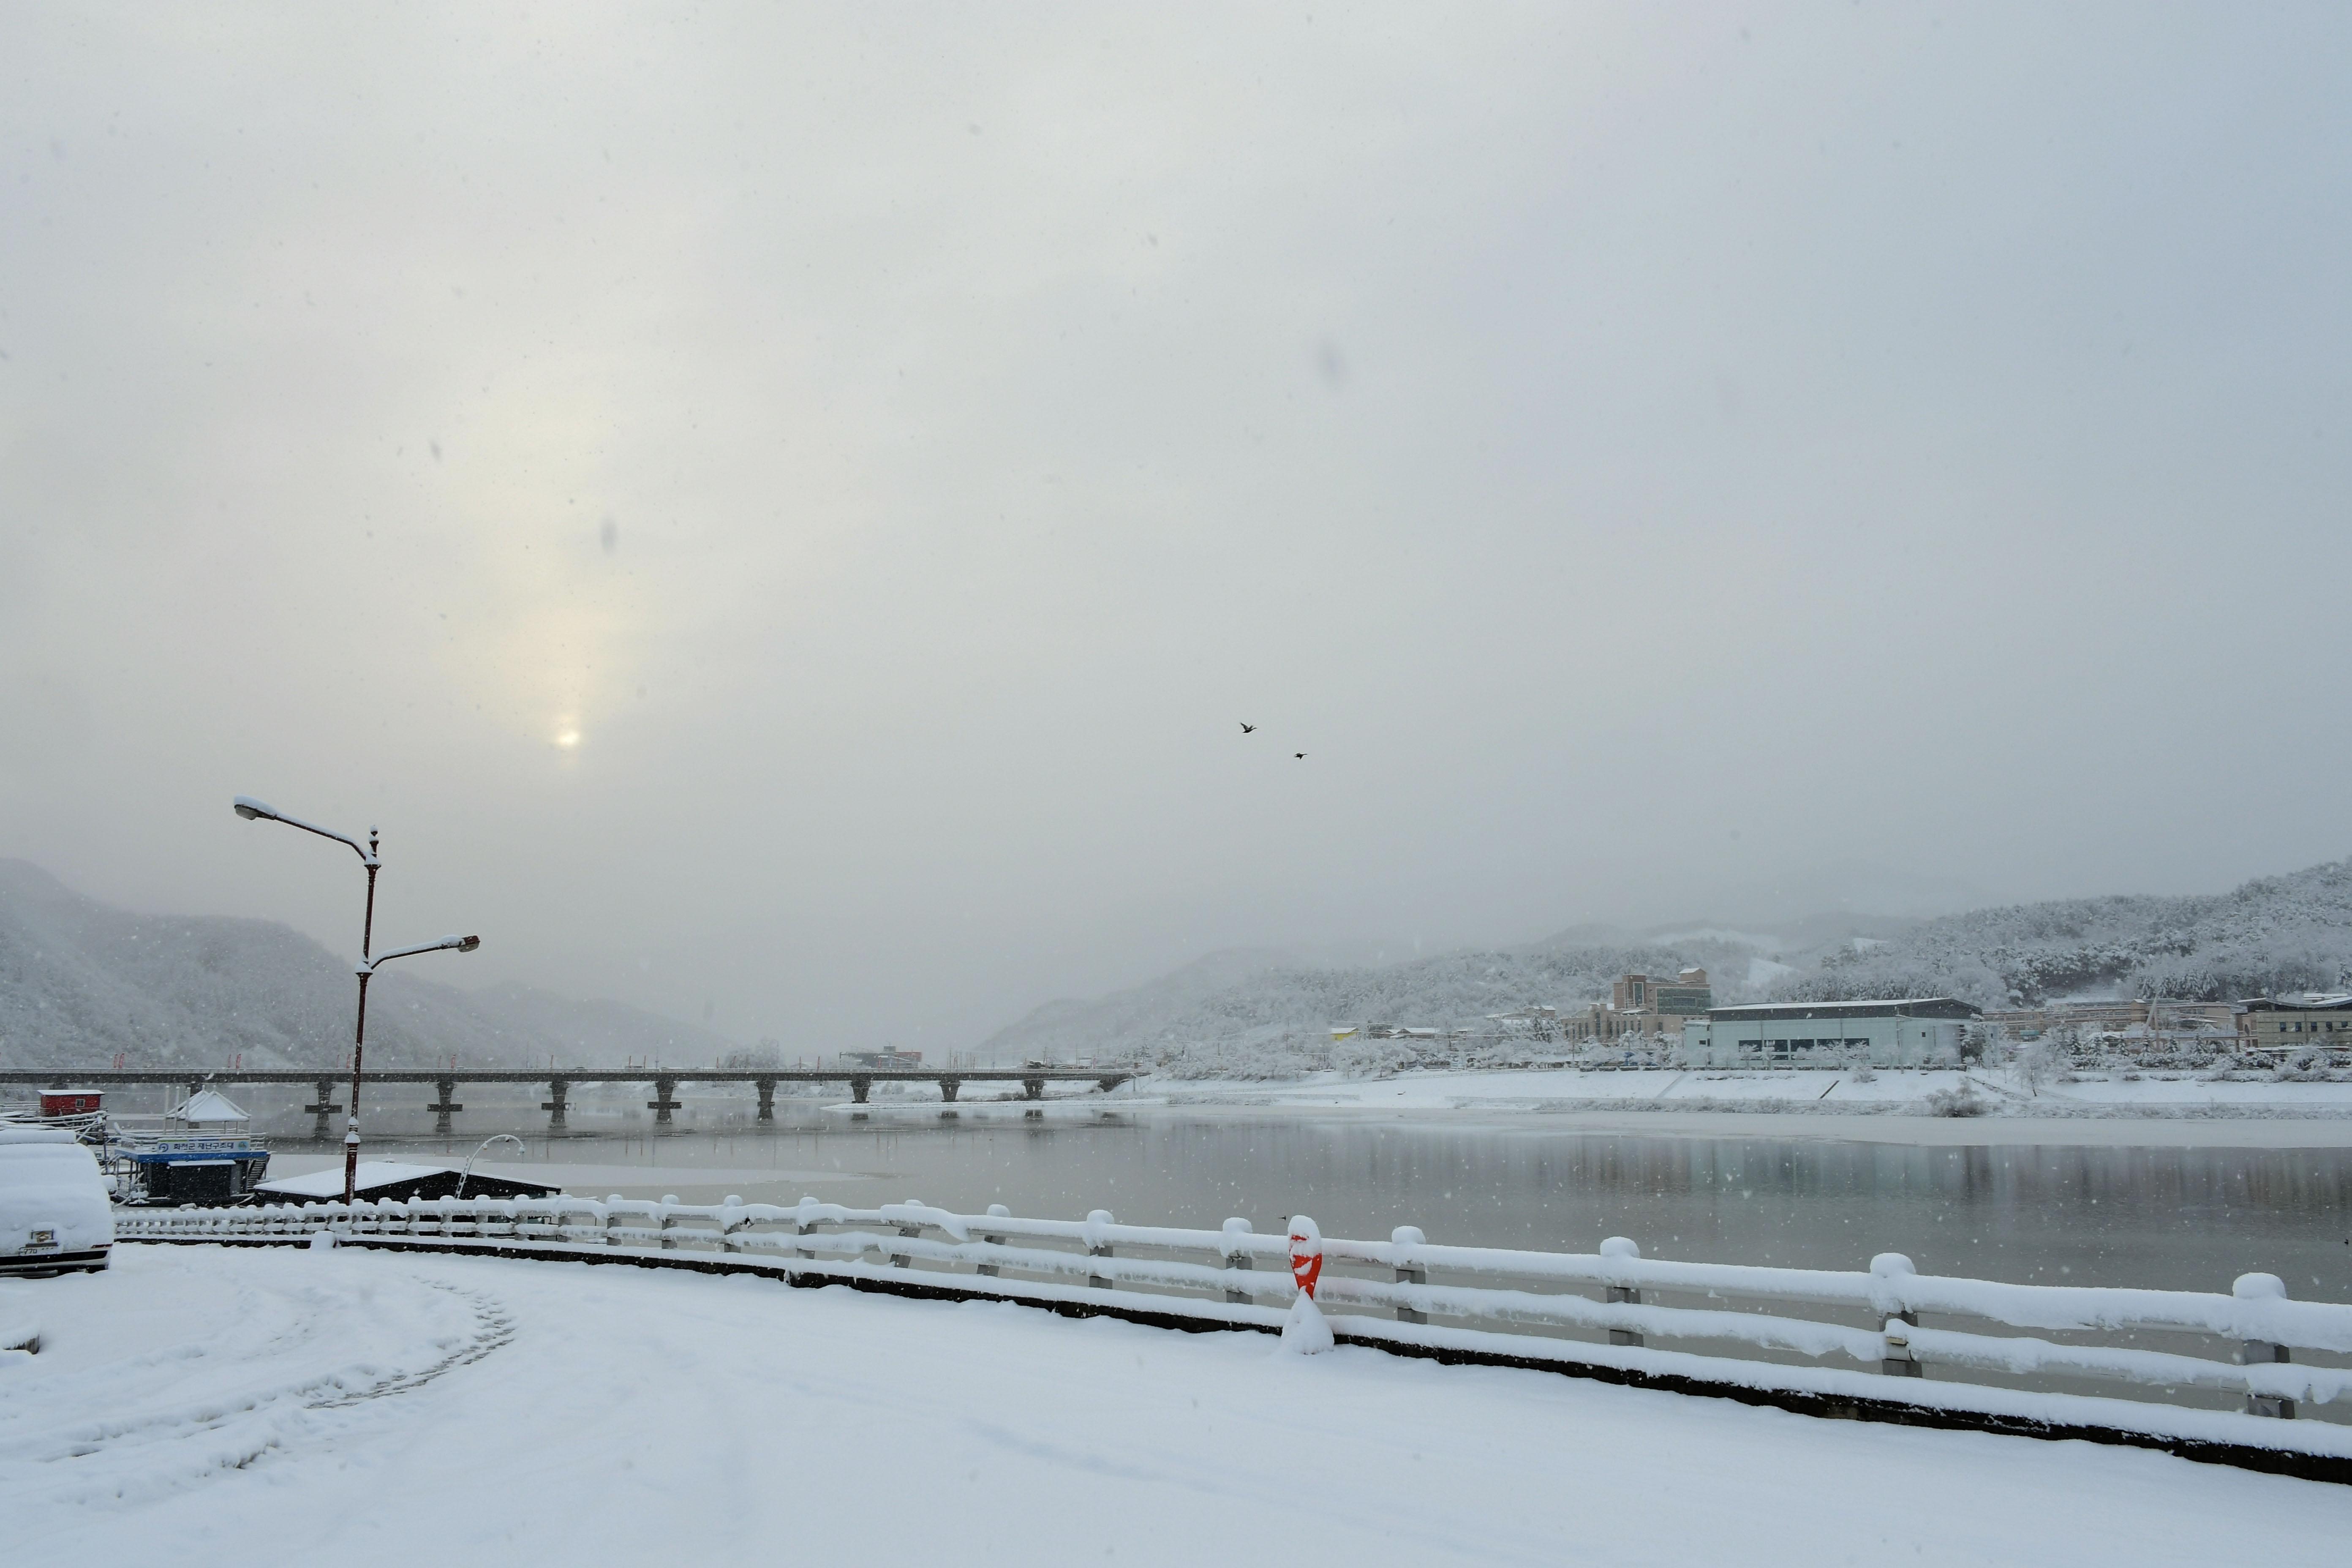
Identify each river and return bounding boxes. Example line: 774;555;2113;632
257;1104;2352;1301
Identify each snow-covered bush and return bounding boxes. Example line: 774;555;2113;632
1922;1083;1992;1117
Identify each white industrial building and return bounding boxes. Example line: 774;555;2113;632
1679;998;1980;1067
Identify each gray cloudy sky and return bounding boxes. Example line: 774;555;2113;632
4;4;2349;1051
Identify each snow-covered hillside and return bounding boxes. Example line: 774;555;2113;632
980;861;2352;1073
978;935;1782;1076
0;860;737;1071
1783;860;2352;1009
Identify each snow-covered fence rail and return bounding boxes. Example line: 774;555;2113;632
117;1197;2352;1435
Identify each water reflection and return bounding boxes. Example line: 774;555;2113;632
331;1114;2352;1298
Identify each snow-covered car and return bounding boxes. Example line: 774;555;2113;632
0;1127;114;1277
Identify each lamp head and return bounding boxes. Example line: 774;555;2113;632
232;796;278;822
452;934;482;953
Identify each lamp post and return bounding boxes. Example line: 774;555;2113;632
233;796;481;1202
343;933;481;1202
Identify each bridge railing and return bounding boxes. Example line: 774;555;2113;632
115;1198;2352;1427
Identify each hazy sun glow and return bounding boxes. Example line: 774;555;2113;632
554;727;583;749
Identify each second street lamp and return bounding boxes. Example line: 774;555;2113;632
348;932;482;1203
234;795;481;1202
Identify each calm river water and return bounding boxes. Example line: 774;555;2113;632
282;1108;2352;1302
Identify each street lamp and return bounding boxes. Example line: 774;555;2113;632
344;934;481;1203
234;795;480;1203
455;1132;526;1199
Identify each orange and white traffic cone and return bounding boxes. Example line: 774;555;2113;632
1281;1215;1333;1353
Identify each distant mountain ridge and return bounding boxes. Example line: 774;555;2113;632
0;859;738;1071
977;860;2352;1073
1782;859;2352;1009
976;934;1780;1076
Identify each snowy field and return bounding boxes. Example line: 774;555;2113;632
1122;1066;2352;1122
3;1244;2344;1565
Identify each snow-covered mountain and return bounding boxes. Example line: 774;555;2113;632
978;861;2352;1073
1780;859;2352;1009
976;932;1797;1076
0;859;738;1071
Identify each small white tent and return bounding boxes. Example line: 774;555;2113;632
170;1089;251;1131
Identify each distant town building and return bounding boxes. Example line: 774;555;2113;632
1979;999;2242;1044
1573;969;1713;1044
1681;997;1979;1067
839;1050;924;1070
2240;993;2352;1053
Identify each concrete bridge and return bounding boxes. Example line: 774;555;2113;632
0;1067;1141;1138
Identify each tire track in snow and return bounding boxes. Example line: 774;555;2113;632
0;1253;513;1511
306;1283;514;1408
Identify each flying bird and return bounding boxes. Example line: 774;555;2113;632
1294;752;1306;760
1239;722;1256;733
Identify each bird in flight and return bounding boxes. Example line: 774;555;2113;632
1239;722;1256;733
1294;751;1307;760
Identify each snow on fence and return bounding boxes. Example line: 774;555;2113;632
117;1197;2352;1437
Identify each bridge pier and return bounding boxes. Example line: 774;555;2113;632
938;1078;960;1102
427;1080;463;1138
304;1079;342;1141
648;1076;680;1126
542;1079;569;1130
756;1077;776;1121
849;1076;872;1104
1022;1077;1044;1101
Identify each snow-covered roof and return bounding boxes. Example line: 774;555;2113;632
1708;997;1980;1021
173;1089;250;1123
256;1162;452;1198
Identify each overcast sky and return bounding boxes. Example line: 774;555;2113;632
4;4;2349;1050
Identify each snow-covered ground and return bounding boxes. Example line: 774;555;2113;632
3;1244;2343;1563
648;1067;2352;1147
1123;1066;2352;1119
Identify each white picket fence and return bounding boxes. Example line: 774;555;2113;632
117;1196;2352;1429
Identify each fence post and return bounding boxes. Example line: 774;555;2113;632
2233;1273;2297;1418
1871;1252;1923;1376
978;1203;1009;1277
1600;1236;1643;1345
1220;1217;1256;1304
893;1198;924;1268
719;1196;744;1253
603;1195;623;1247
1087;1209;1115;1288
1391;1225;1428;1323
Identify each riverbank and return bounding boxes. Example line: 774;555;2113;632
1090;1066;2352;1143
